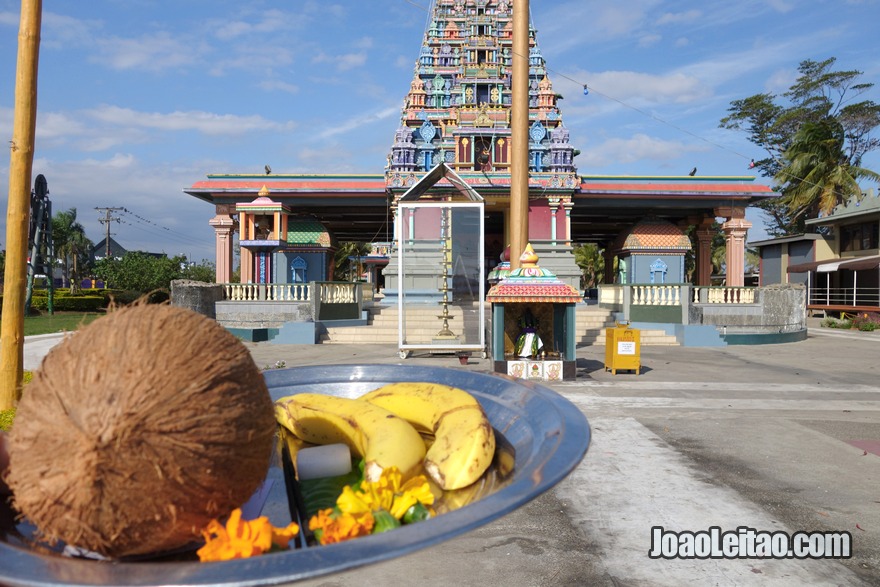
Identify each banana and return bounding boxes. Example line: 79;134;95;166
359;382;496;490
274;393;426;482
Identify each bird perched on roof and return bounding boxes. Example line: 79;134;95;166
265;165;272;175
688;167;697;176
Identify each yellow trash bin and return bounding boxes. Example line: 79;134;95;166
604;322;640;375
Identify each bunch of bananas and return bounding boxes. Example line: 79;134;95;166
275;382;496;490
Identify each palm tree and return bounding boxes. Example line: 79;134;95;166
573;243;604;290
776;119;880;225
333;242;371;281
52;208;93;293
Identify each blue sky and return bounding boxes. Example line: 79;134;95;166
2;0;879;263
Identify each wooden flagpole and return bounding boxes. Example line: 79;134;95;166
509;0;529;270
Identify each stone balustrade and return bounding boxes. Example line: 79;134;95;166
222;283;311;302
692;286;756;304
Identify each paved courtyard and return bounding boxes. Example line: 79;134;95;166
242;327;880;586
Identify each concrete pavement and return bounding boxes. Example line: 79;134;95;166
20;326;880;586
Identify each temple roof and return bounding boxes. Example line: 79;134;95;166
615;217;692;253
486;245;581;303
286;217;334;247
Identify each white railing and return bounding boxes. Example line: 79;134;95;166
318;282;358;304
222;283;310;302
599;285;624;307
631;284;681;306
692;286;756;304
807;287;880;307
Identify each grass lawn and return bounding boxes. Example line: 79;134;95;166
17;312;103;336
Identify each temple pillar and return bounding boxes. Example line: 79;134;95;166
209;214;235;283
562;200;574;245
695;221;715;286
548;197;560;244
603;245;615;284
240;248;254;284
715;207;752;287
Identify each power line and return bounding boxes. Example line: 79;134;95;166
117;208;208;249
95;207;124;258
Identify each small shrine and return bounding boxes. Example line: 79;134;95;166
486;244;581;381
613;217;692;284
235;187;335;284
236;189;290;284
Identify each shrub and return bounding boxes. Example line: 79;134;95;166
852;312;880;332
31;295;105;312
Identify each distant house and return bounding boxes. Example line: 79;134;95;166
91;237;128;261
751;189;880;316
91;238;165;262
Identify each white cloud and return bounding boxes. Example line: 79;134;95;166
353;37;374;50
211;9;290;41
656;10;702;25
767;0;795;13
208;43;295;76
316;106;400;140
638;34;662;48
312;51;368;72
583;70;711;105
94;32;205;72
578;133;698;168
84;105;295;136
259;79;300;95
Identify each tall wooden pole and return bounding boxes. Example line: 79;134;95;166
1;0;42;411
509;0;530;270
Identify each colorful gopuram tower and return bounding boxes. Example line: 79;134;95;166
384;0;582;292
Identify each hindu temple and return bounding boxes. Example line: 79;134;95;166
185;0;774;295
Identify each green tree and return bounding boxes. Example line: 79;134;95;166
573;243;603;289
94;252;186;294
181;260;216;283
52;208;93;293
776;118;880;223
720;57;880;235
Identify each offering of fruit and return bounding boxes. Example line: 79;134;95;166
275;382;496;492
360;382;495;490
275;393;427;482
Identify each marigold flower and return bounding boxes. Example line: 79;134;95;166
197;508;299;562
336;467;434;521
308;508;375;545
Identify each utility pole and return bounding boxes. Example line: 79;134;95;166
95;206;123;258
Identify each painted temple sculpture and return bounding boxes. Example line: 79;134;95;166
185;0;774;293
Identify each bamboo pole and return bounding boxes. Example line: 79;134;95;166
509;0;529;270
1;0;42;411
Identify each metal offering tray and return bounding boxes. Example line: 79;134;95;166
0;365;591;586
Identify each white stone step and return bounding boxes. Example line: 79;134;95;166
319;304;680;346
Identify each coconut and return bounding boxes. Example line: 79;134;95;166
5;304;276;558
